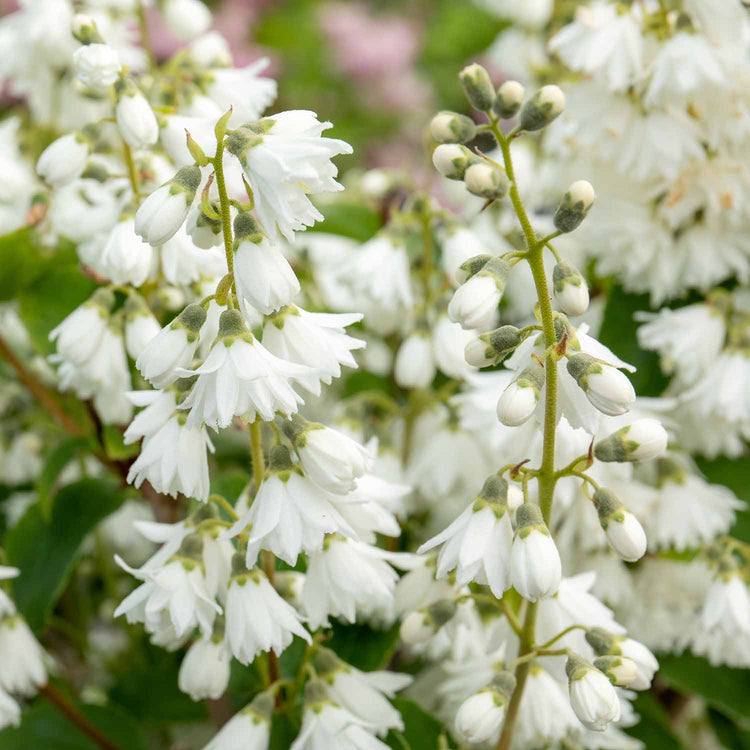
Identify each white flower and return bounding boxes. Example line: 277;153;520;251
178;637;230;701
448;274;501;330
567;352;636;417
124;305;161;360
0;614;47;696
433;314;477;379
116;87;159;150
135;166;201;246
203;693;272;750
36;132;89;185
73;43;120;91
417;476;513;597
0;566;19;618
49;289;113;366
225;565;310;665
314;649;412;736
233;231;300;314
226;110;352;241
553;260;589;316
497;361;545;427
48;178;124;244
262;305;364;386
594;488;647;563
0;686;20;730
284;418;373;494
454;690;505;745
225;446;356;567
179;310;318;429
97;218;154;286
702;575;750;637
136;303;207;389
302;536;408;629
566;656;621;731
394;331;435;389
206;58;278;126
510;504;561;602
617;638;658;691
160;225;227;286
163;0;213;40
594;419;668;463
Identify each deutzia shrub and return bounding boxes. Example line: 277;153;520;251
0;0;748;748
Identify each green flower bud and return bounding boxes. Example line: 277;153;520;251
459;63;496;112
519;85;565;132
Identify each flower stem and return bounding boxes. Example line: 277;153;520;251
212;147;235;287
136;1;156;71
490;122;560;750
123;140;140;198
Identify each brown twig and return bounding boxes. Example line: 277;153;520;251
39;683;121;750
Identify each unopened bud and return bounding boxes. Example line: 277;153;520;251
593;488;647;562
511;503;561;602
432;143;478;180
400;599;457;644
459;63;496;112
455;253;492;285
464;162;510;200
497;361;545;426
465;325;522;367
430;111;477;144
554;180;595;233
593;655;638;687
493;80;525;119
553;261;589;316
566;353;635;416
594;419;668;463
72;14;104;44
519;85;565;131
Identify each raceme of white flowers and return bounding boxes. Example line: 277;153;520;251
0;0;748;748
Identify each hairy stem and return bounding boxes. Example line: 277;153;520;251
491;122;560;750
213;148;235;285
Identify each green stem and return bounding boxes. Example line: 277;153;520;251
136;1;156;71
212;148;235;286
490;121;560;750
209;493;239;521
420;211;434;306
123;141;140;198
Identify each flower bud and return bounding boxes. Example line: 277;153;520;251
497;361;545;427
554;180;596;233
400;599;457;645
518;85;565;131
586;629;658;691
593;655;638;687
430;111;477;144
465;325;521;368
432;143;478;180
463;162;510;200
448;257;510;331
455;253;492;285
454;672;516;744
459;63;496;112
553;261;589;317
510;503;561;601
73;43;121;91
493;80;525;119
115;77;159;150
163;0;213;40
566;353;635;416
593;488;647;562
36;132;91;186
72;14;104;45
594;419;668;463
395;330;436;389
566;654;621;731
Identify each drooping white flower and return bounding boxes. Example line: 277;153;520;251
73;42;121;91
439;225;487;283
203;692;273;750
585;628;659;692
567;352;636;417
282;416;373;494
135;166;201;246
433;314;477;380
206;58;278;126
115;77;159;150
96;217;154;287
178;635;230;701
36;132;90;185
225;445;356;567
114;536;221;639
0;686;20;730
566;654;621;731
136;303;207;389
497;361;545;427
594;418;668;463
262;305;364;387
454;673;516;746
225;561;310;665
448;258;510;331
593;488;647;563
49;288;113;366
314;648;412;736
418;475;513;597
0;566;19;618
179;309;318;429
394;330;435;389
226;110;352;241
510;503;561;602
123;296;161;360
0;614;47;696
232;215;300;314
159;225;227;286
702;574;750;638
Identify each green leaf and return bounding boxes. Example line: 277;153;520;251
270;712;301;750
326;621;401;671
709;708;750;749
625;692;685;750
0;695;150;750
36;437;91;518
0;229;44;301
5;478;127;631
386;699;453;750
18;266;97;356
102;424;139;461
598;285;671;397
311;202;381;242
658;653;750;721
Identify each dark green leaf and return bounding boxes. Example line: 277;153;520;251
658;653;750;721
709;708;750;749
101;424;139;461
326;621;401;671
0;229;44;301
386;699;453;750
270;712;300;750
0;695;149;750
6;478;127;630
36;437;91;518
310;202;381;242
625;692;685;750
